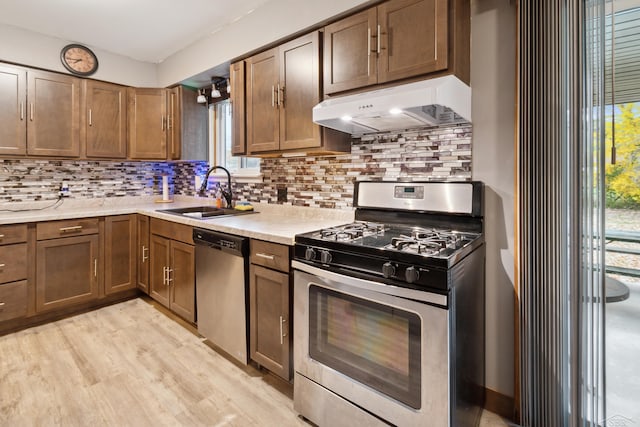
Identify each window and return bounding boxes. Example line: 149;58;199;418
210;100;260;177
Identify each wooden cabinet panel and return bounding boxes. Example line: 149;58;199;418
279;32;322;151
84;80;127;158
0;64;27;155
104;215;136;295
0;224;28;245
249;264;291;380
149;234;170;307
150;218;193;245
137;215;150;294
377;0;448;83
246;48;280;153
323;8;378;95
0;244;27;284
27;70;81;157
127;88;167;159
36;234;99;312
167;86;181;160
250;240;290;273
230;61;246;155
0;280;28;322
36;218;99;240
169;240;195;322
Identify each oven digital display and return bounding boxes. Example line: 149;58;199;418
394;185;424;199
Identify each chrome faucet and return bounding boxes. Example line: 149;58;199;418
199;165;233;207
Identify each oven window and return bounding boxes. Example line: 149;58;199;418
309;285;422;409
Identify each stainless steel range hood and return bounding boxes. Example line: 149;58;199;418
312;75;471;135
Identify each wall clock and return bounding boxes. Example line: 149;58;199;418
60;44;99;76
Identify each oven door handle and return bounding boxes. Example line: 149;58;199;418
292;260;448;307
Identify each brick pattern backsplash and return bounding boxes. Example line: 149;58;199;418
0;124;471;209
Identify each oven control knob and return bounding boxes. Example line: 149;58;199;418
320;250;333;264
405;266;420;283
382;262;396;278
305;247;316;261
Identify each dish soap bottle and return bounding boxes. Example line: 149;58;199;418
215;187;223;208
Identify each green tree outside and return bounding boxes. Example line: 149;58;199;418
606;103;640;209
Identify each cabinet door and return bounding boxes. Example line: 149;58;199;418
104;215;136;295
246;48;280;153
150;234;170;307
377;0;449;83
230;61;246;155
85;80;127;158
36;235;99;312
323;8;377;95
27;70;81;157
128;88;167;159
0;64;26;155
137;215;150;294
249;264;291;380
167;86;181;160
169;240;195;322
279;32;322;151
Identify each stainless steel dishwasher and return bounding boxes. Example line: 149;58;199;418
193;228;249;364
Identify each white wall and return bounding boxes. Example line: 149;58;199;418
156;0;371;87
0;24;157;87
471;0;516;399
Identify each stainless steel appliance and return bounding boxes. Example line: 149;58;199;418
193;228;249;364
293;181;485;427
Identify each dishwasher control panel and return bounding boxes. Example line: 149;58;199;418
193;228;248;256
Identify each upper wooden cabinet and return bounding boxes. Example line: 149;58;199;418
169;86;208;161
27;70;81;157
127;87;167;159
0;64;27;156
245;31;350;155
230;61;246;155
324;0;468;96
83;80;127;158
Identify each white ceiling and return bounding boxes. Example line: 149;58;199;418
0;0;270;63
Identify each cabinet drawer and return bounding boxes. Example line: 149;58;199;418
150;218;193;245
250;240;290;273
0;243;27;283
37;218;99;240
0;224;27;245
0;280;27;322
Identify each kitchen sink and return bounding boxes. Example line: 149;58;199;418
157;206;255;219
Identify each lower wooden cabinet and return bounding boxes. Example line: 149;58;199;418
36;234;100;313
137;215;150;293
149;219;195;322
249;263;291;380
104;215;136;295
0;280;27;322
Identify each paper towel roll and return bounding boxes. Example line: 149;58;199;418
162;175;170;201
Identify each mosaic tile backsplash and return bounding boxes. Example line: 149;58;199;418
0;124;471;210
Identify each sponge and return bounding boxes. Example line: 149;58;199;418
234;202;254;211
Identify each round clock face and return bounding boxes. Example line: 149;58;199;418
60;44;98;76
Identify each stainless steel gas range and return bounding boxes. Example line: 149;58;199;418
292;181;485;427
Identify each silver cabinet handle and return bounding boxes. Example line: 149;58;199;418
377;24;381;54
255;253;275;260
94;259;97;277
59;225;83;233
0;264;6;269
167;268;173;284
89;109;92;126
20;102;24;121
30;103;34;121
276;83;281;107
279;85;285;107
0;234;5;239
162;266;167;285
161;116;165;131
280;316;287;345
367;27;372;76
271;85;275;107
0;302;5;309
142;246;148;262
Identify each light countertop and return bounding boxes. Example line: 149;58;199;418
0;196;354;245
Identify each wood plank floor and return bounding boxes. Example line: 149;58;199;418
0;298;510;426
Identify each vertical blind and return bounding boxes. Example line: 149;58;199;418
518;0;606;425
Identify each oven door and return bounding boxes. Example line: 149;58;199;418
293;261;450;427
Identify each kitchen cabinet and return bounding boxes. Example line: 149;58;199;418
245;32;350;155
137;215;150;294
27;70;81;157
149;218;195;322
127;88;167;159
104;215;136;295
35;218;100;313
323;0;468;95
0;224;28;322
83;80;127;158
249;239;292;381
230;60;246;155
0;64;27;156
